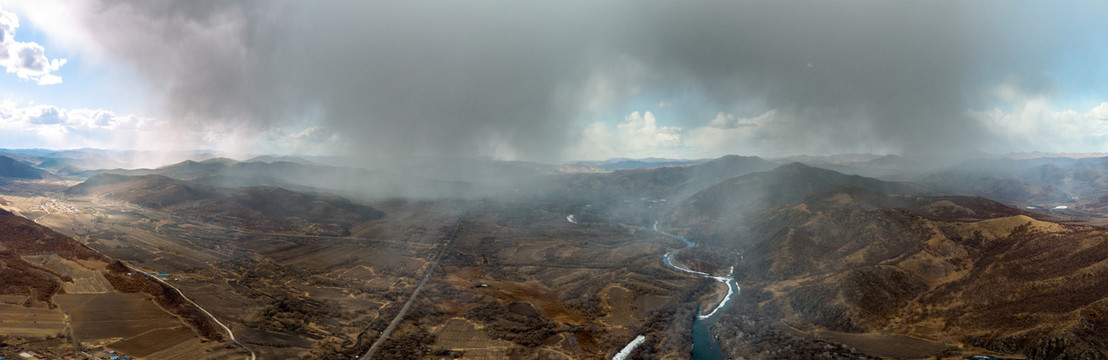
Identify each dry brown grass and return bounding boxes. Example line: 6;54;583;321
946;215;1067;241
24;254;113;294
813;330;951;359
432;318;512;359
601;286;636;328
487;281;586;324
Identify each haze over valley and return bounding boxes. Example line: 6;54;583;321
3;1;1108;359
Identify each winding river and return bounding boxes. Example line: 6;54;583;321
655;221;740;360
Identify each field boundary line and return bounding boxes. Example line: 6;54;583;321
129;266;257;360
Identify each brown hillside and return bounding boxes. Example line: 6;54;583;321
67;174;385;235
0;209;108;303
673;166;1108;359
66;173;218;208
0;208;223;340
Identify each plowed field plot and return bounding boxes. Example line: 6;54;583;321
433;318;511;359
55;293;185;341
23;254;113;294
109;326;202;357
0;304;65;338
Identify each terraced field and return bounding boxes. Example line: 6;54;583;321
24;254;113;294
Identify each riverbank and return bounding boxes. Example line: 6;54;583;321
653;221;739;360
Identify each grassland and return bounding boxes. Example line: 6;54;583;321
813;330;950;359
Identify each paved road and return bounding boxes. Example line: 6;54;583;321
361;217;463;359
130;266;257;360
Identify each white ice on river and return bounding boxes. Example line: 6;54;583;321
612;334;646;360
698;267;736;320
653;221;740;321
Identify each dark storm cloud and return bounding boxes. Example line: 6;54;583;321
74;0;1105;161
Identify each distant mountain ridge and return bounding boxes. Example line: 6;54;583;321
556;155;777;202
912;155;1108;209
67;173;385;235
563;157;705;172
671;162;931;232
67;173;218;208
0;155;53;180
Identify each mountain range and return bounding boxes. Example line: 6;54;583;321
5;150;1108;358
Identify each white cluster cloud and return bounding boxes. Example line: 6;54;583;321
0;102;150;130
618;111;683;148
569;110;794;160
0;101;156;148
972;99;1108;153
1093;102;1108;121
568;111;685;160
0;99;349;157
0;5;65;85
685;111;777;156
570;108;902;161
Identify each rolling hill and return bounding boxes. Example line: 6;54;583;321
0;208;106;302
912;156;1108;208
66;173;385;235
67;173;218;208
669;163;1108;359
0;155;52;180
554;155;777;203
670;162;932;239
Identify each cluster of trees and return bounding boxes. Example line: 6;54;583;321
103;260;224;340
0;210;106;261
0;252;60;303
245;294;340;333
715;285;868;359
0;210;110;304
370;326;435;360
466;301;557;347
786;282;862;333
557;275;608;319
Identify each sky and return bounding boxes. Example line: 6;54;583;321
1;0;1107;163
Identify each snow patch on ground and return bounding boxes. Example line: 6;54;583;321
567;214;578;224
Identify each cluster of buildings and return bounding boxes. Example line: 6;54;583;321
0;348;134;360
37;198;79;214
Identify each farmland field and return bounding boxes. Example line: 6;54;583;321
23;254;113;294
0;304;65;338
432;318;512;359
55;293;186;341
108;326;203;358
